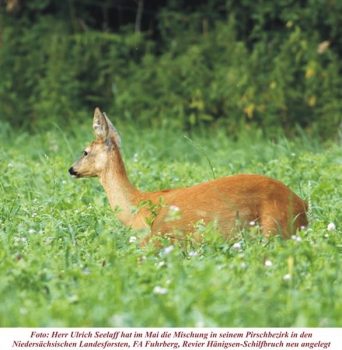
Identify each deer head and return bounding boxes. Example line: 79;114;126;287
68;107;121;178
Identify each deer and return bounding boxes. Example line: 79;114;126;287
68;108;308;244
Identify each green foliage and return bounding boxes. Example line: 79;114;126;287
0;1;341;138
0;123;341;326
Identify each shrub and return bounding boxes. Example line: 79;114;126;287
0;0;341;138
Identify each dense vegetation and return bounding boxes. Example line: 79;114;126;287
1;121;342;327
1;0;341;138
1;0;341;328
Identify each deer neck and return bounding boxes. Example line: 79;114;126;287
99;149;141;227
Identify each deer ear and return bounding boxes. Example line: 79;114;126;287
93;107;109;141
103;112;122;148
93;108;122;147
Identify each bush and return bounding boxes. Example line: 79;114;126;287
0;0;341;138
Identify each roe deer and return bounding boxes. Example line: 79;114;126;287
69;108;308;242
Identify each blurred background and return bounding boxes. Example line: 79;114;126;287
0;0;341;139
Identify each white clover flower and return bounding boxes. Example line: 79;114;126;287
157;261;165;268
153;286;168;295
8;163;13;167
265;260;272;267
296;236;302;242
129;236;137;243
283;274;291;281
163;245;174;255
188;251;198;257
291;235;297;240
327;222;336;231
232;243;241;250
169;205;180;212
249;221;256;226
28;229;35;234
240;262;246;269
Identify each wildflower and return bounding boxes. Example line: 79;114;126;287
188;251;198;257
157;261;165;268
249;221;256;226
283;274;291;281
28;229;35;234
327;222;336;231
265;260;272;267
129;236;137;243
163;245;174;255
8;163;13;167
232;243;241;250
240;262;246;269
153;286;168;295
169;205;180;212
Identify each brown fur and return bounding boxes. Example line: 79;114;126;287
141;175;308;239
69;108;308;243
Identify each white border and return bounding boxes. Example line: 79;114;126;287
1;328;341;350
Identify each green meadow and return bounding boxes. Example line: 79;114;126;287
1;121;341;327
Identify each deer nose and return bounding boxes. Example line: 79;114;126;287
69;167;77;176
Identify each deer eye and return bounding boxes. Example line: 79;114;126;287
83;151;88;156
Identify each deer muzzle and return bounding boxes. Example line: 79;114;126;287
68;167;79;177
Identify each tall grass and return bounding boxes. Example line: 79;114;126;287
0;120;341;327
